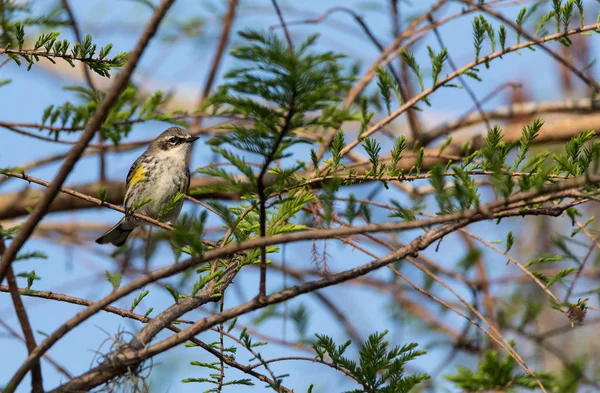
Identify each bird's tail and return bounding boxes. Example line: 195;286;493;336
95;218;136;247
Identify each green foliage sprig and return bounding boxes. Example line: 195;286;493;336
446;348;552;392
400;48;430;105
516;7;527;44
3;24;127;75
195;30;354;199
313;331;429;393
40;84;187;143
375;65;401;115
427;46;448;85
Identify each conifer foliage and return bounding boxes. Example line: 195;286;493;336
2;1;600;392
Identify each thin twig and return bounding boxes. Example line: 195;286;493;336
191;0;238;131
390;0;422;141
461;228;562;305
257;87;296;299
0;47;121;65
257;0;296;301
0;319;72;380
564;220;600;301
386;265;546;390
217;298;226;393
0;57;10;70
460;232;497;330
187;0;239;170
1;230;43;393
60;0;107;181
271;0;293;53
217;328;285;390
60;0;94;89
429;15;491;131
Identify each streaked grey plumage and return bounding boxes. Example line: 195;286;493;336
95;127;198;246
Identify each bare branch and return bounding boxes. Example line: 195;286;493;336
1;231;43;393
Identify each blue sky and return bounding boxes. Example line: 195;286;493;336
1;0;598;392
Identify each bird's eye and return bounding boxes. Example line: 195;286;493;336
168;137;178;144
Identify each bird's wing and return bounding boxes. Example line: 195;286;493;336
185;166;190;192
126;155;145;189
123;155;146;209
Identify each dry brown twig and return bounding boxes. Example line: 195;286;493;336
188;0;239;180
59;0;110;181
0;319;72;380
1;230;43;393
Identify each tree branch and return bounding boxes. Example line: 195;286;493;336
1;230;43;393
6;172;596;391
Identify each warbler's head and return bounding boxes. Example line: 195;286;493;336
149;127;199;160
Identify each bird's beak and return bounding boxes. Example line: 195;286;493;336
186;136;200;143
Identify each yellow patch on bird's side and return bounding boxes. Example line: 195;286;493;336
129;166;145;187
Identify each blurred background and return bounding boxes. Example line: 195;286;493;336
2;0;600;392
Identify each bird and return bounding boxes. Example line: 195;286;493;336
95;127;199;246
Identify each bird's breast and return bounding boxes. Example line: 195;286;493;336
125;157;188;223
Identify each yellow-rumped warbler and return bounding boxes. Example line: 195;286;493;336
95;127;199;246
